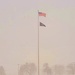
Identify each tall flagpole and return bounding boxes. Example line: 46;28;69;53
37;10;46;75
38;10;40;75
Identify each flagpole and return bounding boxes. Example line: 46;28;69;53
38;10;40;75
18;64;19;75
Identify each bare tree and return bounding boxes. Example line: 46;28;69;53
67;62;75;75
19;63;37;75
53;65;65;75
0;66;6;75
29;63;37;75
43;63;52;75
19;63;30;75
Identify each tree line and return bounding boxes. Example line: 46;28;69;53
0;62;75;75
18;62;75;75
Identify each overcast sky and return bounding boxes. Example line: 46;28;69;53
0;0;75;75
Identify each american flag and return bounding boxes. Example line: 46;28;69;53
38;12;46;17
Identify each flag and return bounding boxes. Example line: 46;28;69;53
40;22;46;27
38;12;46;17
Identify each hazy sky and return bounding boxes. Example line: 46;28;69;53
0;0;75;75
